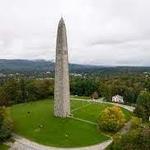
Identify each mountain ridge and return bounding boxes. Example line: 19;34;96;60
0;59;150;74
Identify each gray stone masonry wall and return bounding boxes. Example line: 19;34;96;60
54;18;70;117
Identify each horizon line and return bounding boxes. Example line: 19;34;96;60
0;58;150;67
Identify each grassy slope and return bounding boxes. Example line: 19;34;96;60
10;99;132;147
0;144;9;150
71;100;132;122
71;95;89;99
11;100;109;147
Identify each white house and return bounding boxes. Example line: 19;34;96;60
112;95;124;103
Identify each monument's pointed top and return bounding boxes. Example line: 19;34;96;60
59;17;65;25
60;17;64;21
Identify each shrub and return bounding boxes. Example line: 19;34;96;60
98;106;125;132
131;116;142;129
108;124;150;150
134;91;150;122
0;107;13;142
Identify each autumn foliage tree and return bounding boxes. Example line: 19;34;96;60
98;106;125;132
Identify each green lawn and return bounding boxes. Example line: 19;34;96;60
0;144;9;150
71;95;90;99
10;99;132;147
71;100;132;122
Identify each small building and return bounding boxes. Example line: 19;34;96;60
91;91;99;100
112;95;124;103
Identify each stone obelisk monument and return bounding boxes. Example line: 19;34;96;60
54;18;70;117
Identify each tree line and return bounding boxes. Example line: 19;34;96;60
0;78;54;106
0;73;149;106
71;74;150;104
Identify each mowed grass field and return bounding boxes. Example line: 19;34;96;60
10;98;132;147
72;100;131;123
0;144;9;150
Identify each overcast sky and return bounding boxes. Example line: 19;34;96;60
0;0;150;66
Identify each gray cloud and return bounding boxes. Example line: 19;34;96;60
0;0;150;66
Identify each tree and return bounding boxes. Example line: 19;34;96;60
98;82;110;100
3;79;20;104
19;78;27;103
108;124;150;150
26;79;54;101
0;107;13;142
134;91;150;122
0;88;9;106
70;77;98;96
98;106;125;132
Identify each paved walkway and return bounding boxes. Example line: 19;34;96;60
119;121;132;134
8;134;112;150
71;98;135;112
71;103;91;112
69;116;97;125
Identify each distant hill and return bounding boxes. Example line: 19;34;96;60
0;59;54;73
0;59;103;74
0;59;150;74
